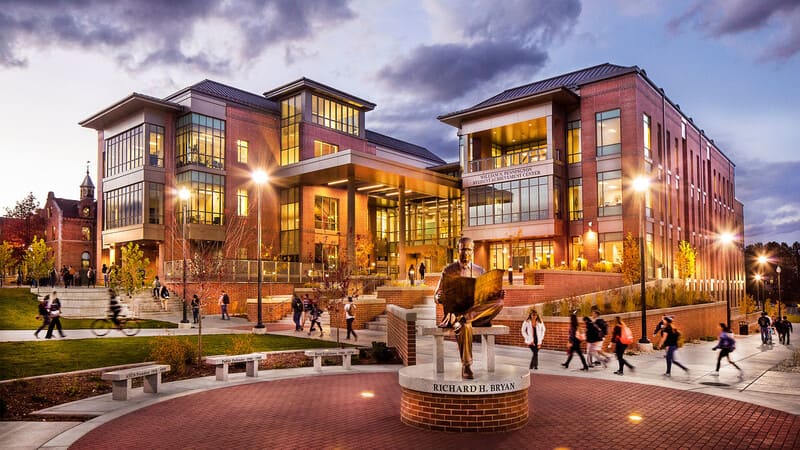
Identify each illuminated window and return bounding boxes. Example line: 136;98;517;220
281;95;301;165
567;120;581;164
596;109;621;156
597;170;622;216
314;140;339;157
148;125;164;167
568;178;583;220
314;196;339;231
237;189;248;217
311;94;359;136
148;183;163;224
467;176;551;226
176;171;225;226
82;227;91;241
176;113;225;170
104;183;143;229
599;232;623;265
280;188;300;260
237;139;248;164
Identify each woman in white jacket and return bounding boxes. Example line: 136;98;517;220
521;309;546;370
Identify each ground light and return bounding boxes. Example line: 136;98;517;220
628;413;644;424
359;391;375;399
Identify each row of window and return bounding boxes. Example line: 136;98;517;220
467;176;558;226
176;113;226;170
176;171;225;225
104;124;165;177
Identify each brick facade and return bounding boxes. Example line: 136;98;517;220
400;387;528;432
387;305;416;366
375;286;432;309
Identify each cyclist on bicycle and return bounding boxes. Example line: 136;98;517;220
109;289;122;328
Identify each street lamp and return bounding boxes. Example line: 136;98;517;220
252;169;268;333
178;187;191;326
754;273;763;309
776;266;782;320
633;176;650;344
718;232;734;328
756;255;769;310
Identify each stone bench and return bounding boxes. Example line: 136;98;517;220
204;353;266;381
418;325;509;374
102;364;171;401
304;348;359;372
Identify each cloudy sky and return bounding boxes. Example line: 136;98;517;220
1;0;798;244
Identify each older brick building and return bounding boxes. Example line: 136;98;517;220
42;170;97;284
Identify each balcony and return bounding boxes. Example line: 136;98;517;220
467;148;560;173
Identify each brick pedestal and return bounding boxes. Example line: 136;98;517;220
398;363;529;432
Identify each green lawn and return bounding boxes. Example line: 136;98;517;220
0;287;175;330
0;334;339;380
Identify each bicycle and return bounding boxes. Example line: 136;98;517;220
91;316;141;336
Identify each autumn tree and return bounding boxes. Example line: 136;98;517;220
2;192;46;260
114;242;150;296
0;241;17;287
621;232;641;285
22;236;53;289
675;240;696;280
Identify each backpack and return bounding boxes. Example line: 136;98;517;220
595;318;608;339
222;293;230;305
620;325;633;345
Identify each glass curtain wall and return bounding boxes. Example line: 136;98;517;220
280;95;301;165
176;171;225;225
176;114;225;170
280;187;300;261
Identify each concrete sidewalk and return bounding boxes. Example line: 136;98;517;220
1;322;796;449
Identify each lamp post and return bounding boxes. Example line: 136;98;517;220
754;273;762;309
252;170;268;333
719;232;734;328
633;176;650;345
776;266;782;320
178;187;191;326
756;255;769;310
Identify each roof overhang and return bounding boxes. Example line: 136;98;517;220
271;150;460;200
438;87;579;128
79;93;184;130
264;78;376;111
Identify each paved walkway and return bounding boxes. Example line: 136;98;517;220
1;317;797;449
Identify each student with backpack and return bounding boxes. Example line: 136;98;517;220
610;316;635;375
219;290;231;320
657;316;688;376
583;316;608;368
712;322;742;376
590;308;611;367
308;300;324;338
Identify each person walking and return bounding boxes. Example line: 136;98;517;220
781;316;793;345
610;316;635;375
219;290;231;320
301;294;312;329
345;296;357;341
591;308;611;366
521;309;545;370
757;312;772;344
418;262;426;284
308;300;324;337
562;313;589;371
191;294;200;324
87;267;96;288
34;295;51;338
101;263;108;286
152;276;161;298
658;317;688;376
712;322;742;376
291;294;303;331
49;267;57;288
44;291;66;339
583;316;608;368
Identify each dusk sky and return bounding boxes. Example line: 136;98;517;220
1;0;798;245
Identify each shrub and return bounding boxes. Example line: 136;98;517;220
149;336;197;375
63;381;81;397
226;334;255;355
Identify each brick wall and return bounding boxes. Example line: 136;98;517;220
400;387;528;432
376;286;432;309
246;296;293;322
167;282;295;317
328;297;387;330
387;305;416;366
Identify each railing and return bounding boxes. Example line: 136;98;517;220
163;260;390;292
467;148;560;173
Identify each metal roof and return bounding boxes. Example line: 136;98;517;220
439;63;638;119
366;129;445;164
168;80;279;113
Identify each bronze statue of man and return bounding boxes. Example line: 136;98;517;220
434;237;504;379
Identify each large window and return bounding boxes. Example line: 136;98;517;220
280;187;300;260
281;95;301;165
407;200;453;245
148;125;164;167
176;113;225;170
467;176;552;226
104;125;143;177
237;189;248;217
596;109;621;156
597;170;622;216
643;114;651;160
147;183;163;224
314;243;338;268
237;139;248;164
104;183;143;229
314;196;338;231
599;232;623;264
314;140;339;157
568;178;583;220
176;171;225;225
567;120;581;164
311;94;359;136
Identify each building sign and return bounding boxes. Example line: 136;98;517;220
463;164;553;187
432;381;518;394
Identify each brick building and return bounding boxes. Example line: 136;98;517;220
439;63;745;309
42;169;97;283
